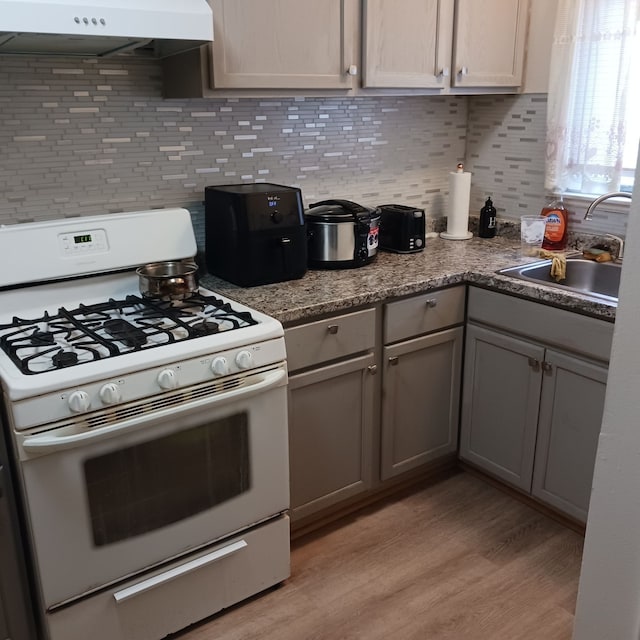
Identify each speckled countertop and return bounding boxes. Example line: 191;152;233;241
199;234;617;325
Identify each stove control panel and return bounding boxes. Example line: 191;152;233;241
11;337;287;430
58;228;109;256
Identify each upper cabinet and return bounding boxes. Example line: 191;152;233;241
208;0;359;90
163;0;534;97
451;0;529;88
362;0;529;91
362;0;454;89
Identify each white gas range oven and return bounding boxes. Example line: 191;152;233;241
0;209;290;640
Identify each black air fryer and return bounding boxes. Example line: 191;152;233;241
205;183;307;287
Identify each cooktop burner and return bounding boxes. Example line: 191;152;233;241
0;293;259;375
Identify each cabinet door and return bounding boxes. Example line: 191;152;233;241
452;0;528;87
209;0;358;89
532;350;609;523
381;327;462;480
362;0;454;88
460;323;543;491
288;353;376;521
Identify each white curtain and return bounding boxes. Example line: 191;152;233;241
545;0;640;195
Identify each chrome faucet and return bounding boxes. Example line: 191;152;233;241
584;192;632;220
583;191;632;261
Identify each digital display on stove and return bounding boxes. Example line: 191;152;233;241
74;234;92;244
268;200;277;207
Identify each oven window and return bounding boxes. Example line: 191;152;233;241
83;412;250;546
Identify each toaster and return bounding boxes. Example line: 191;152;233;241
378;204;425;253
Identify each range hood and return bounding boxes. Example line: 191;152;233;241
0;0;213;58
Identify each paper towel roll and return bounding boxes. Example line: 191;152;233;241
441;166;472;240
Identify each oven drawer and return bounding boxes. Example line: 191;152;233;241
47;515;290;640
285;307;376;372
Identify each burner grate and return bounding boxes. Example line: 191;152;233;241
0;293;258;375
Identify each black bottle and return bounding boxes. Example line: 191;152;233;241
478;197;497;238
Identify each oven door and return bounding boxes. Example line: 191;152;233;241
15;363;289;609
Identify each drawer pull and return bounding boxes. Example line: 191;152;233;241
389;356;399;366
327;324;339;335
425;298;437;308
367;364;378;375
113;539;247;603
528;357;540;371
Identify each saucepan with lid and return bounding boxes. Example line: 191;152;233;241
136;260;198;300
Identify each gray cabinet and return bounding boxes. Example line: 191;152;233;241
460;324;543;491
381;287;465;480
460;287;613;523
381;327;462;479
532;350;608;522
285;308;377;522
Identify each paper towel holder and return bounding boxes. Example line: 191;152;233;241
440;163;473;240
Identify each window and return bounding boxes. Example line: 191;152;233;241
545;0;640;197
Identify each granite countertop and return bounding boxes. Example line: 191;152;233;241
199;235;617;325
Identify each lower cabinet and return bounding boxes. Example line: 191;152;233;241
460;288;613;523
288;353;376;521
285;286;465;525
531;349;608;521
381;327;462;480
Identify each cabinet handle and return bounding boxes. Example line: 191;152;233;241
425;298;437;308
528;357;540;371
346;64;358;76
542;361;553;372
388;356;399;366
367;365;378;375
437;67;450;78
459;66;469;77
327;324;339;335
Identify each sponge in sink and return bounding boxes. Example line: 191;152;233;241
583;248;612;262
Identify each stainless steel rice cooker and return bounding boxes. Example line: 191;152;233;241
305;199;381;268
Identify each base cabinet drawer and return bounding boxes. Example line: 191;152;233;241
384;286;465;344
285;307;376;372
46;516;290;640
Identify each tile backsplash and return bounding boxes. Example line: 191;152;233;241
0;53;626;236
0;54;467;225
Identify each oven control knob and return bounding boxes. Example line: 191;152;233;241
211;356;229;377
157;368;179;390
99;382;122;405
235;350;253;370
68;390;91;413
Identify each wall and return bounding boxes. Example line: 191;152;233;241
466;94;629;237
571;145;640;639
0;53;628;237
0;54;467;227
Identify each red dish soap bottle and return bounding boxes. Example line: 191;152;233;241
540;195;568;251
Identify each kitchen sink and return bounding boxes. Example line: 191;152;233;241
497;258;621;303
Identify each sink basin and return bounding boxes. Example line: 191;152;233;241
497;258;621;302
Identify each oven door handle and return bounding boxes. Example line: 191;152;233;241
22;367;287;454
113;538;248;604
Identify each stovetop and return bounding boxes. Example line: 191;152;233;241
0;292;259;375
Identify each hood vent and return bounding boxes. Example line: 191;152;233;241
0;0;213;58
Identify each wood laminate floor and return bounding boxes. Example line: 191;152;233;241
174;471;583;640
